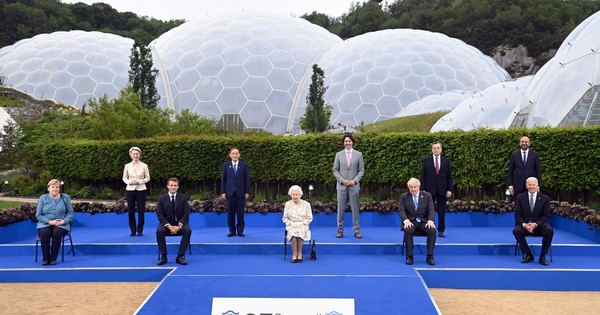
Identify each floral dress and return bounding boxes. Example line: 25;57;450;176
282;199;313;241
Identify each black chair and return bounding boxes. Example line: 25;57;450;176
157;234;192;260
514;235;553;262
35;230;75;262
401;229;428;257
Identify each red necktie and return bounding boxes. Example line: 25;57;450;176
435;157;440;175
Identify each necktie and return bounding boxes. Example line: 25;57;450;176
414;195;421;222
529;194;534;212
523;151;527;166
435;157;440;175
233;163;237;175
346;151;351;167
171;195;177;221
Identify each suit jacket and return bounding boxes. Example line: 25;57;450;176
507;149;541;193
332;149;365;191
514;191;551;227
420;155;453;196
220;160;250;197
156;193;190;226
398;191;435;224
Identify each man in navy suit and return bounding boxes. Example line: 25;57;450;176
420;141;453;237
156;178;192;265
398;178;437;266
508;136;542;196
221;147;250;237
513;177;553;266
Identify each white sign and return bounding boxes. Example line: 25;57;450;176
211;297;355;315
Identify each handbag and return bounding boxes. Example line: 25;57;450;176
310;239;317;260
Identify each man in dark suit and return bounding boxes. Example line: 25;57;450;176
513;177;553;266
420;141;453;237
221;147;250;237
508;136;542;196
333;134;365;238
398;178;437;266
156;177;192;265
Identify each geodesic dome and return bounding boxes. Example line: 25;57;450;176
0;107;16;150
395;90;474;118
149;11;342;134
515;11;600;128
432;76;533;132
292;29;511;129
0;31;134;108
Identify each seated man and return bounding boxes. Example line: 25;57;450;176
156;177;192;265
398;178;437;266
512;177;553;266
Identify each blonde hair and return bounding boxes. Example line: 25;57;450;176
129;146;142;156
47;179;61;188
407;177;421;187
288;185;303;197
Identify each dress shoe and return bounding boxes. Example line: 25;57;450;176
297;258;303;263
336;231;343;238
238;233;245;237
539;255;548;266
41;260;49;266
227;233;236;237
438;231;445;237
176;256;188;265
50;260;57;265
354;232;363;239
426;256;436;266
291;259;298;263
130;232;135;237
521;254;534;264
406;256;414;265
137;232;143;237
157;256;167;265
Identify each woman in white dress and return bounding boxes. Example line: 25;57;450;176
282;185;313;263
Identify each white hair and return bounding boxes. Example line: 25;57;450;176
288;185;303;197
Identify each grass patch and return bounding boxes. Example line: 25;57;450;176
362;112;447;133
0;200;26;209
0;97;26;108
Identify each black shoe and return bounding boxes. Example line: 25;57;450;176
130;232;136;237
521;254;534;264
157;256;167;265
137;232;143;236
291;259;298;263
426;256;436;266
539;255;548;266
406;256;414;265
227;233;236;237
238;233;245;237
50;260;57;265
438;231;445;237
42;260;49;266
297;258;303;263
176;256;188;265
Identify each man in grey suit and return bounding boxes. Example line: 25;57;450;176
398;178;437;266
333;134;365;238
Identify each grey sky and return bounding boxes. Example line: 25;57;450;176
64;0;360;21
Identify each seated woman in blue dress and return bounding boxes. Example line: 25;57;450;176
282;185;313;263
36;179;74;265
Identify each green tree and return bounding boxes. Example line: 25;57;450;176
299;64;332;133
128;41;160;109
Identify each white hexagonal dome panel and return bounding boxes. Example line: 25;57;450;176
295;29;511;129
396;90;475;118
150;11;342;134
0;31;133;108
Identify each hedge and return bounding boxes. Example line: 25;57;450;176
41;127;600;192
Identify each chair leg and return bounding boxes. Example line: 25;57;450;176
549;245;553;262
401;238;405;256
62;236;65;262
188;243;192;255
514;241;518;256
35;236;40;262
68;235;75;257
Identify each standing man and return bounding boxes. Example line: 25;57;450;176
508;136;541;196
156;178;192;266
512;177;553;266
333;134;365;238
221;147;250;237
399;178;437;266
420;141;453;237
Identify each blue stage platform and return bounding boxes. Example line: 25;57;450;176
1;212;599;314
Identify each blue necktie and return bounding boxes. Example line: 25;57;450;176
233;163;237;175
414;195;421;222
523;151;527;166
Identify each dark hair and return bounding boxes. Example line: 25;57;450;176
167;177;179;184
342;134;355;145
431;141;442;147
229;147;240;154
